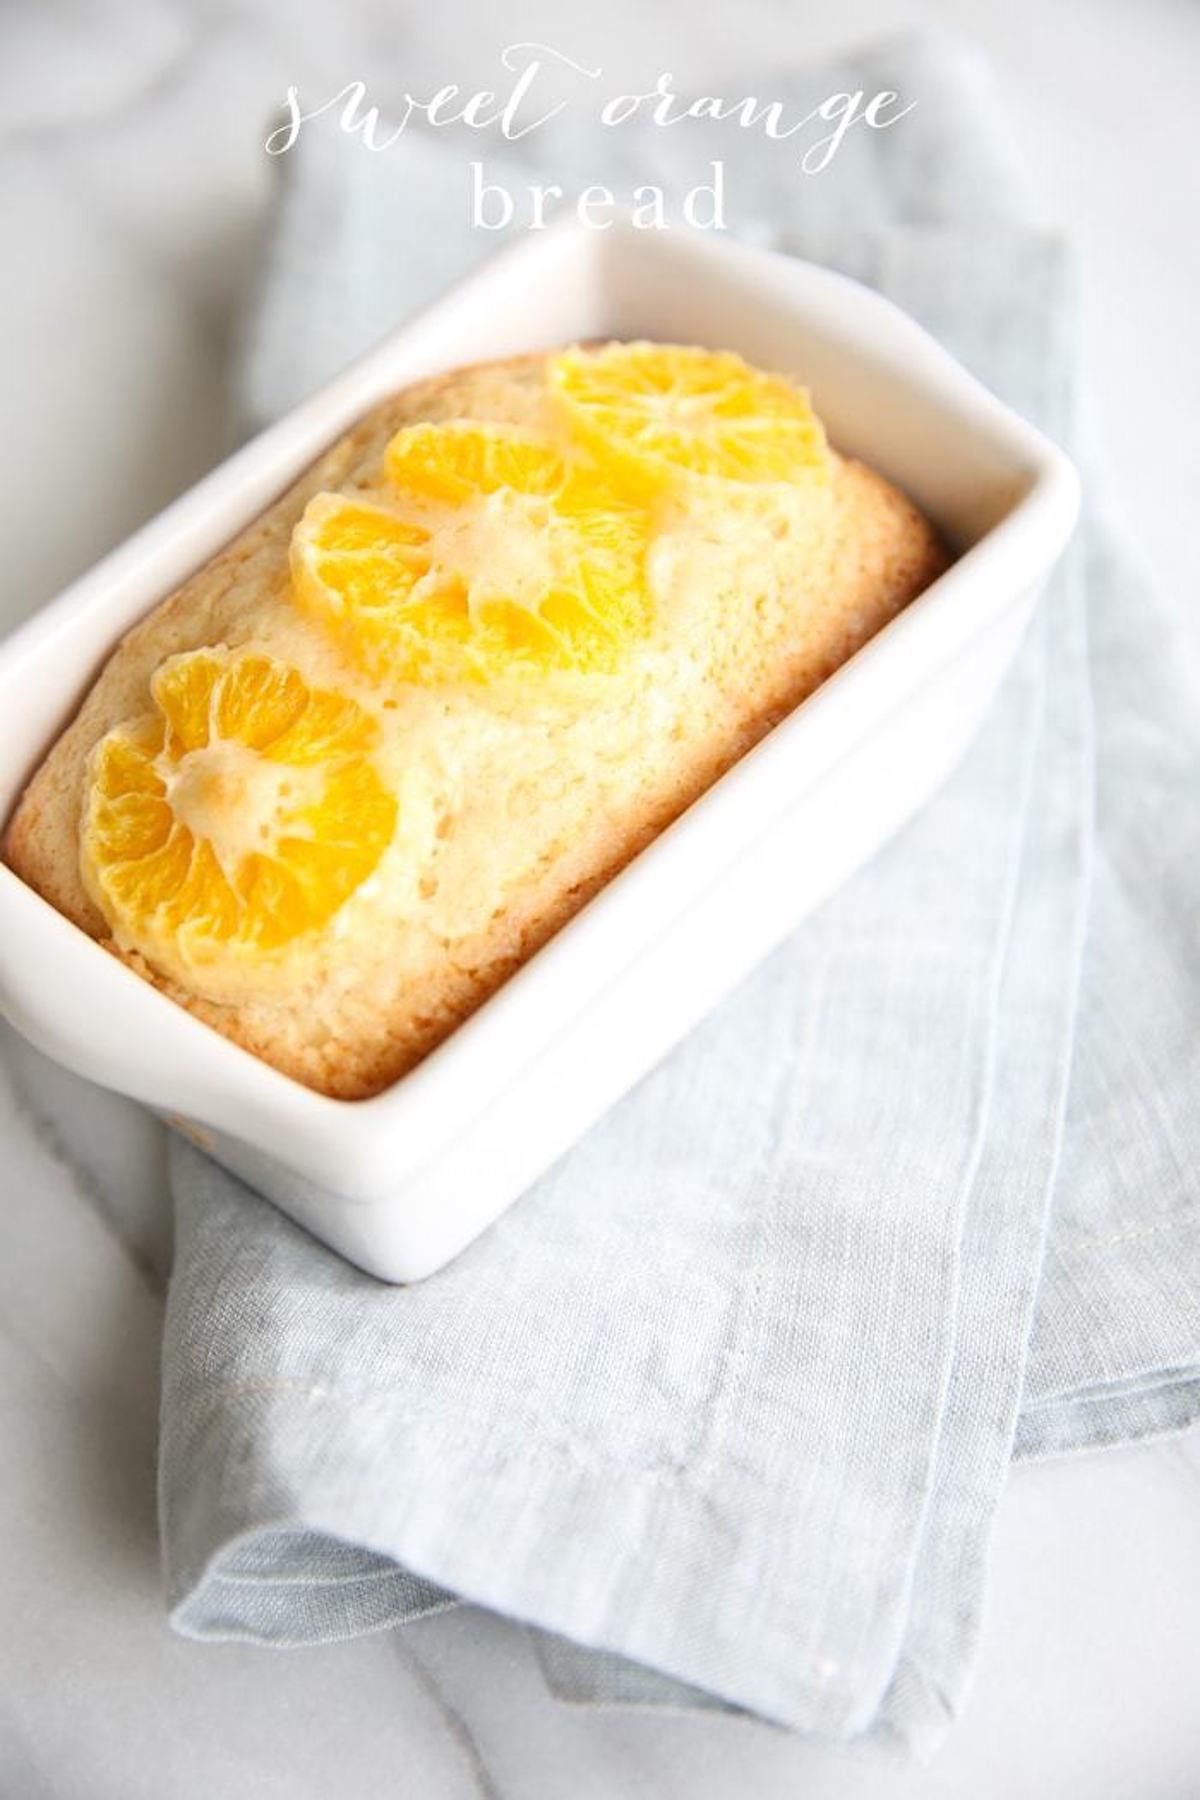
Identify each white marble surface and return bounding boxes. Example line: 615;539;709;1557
2;1;1199;1794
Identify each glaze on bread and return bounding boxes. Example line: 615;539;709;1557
3;346;947;1097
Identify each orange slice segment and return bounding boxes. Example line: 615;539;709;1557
547;341;831;496
290;424;649;683
82;647;397;979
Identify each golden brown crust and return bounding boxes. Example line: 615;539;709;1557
2;350;948;1100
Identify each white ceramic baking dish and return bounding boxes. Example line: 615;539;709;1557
0;218;1078;1281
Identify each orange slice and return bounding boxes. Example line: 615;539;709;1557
82;647;397;980
548;341;830;496
289;424;649;683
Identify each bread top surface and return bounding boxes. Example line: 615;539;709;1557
3;346;947;1097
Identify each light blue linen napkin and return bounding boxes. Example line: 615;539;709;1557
161;32;1200;1755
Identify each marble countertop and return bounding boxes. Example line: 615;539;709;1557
2;1;1199;1794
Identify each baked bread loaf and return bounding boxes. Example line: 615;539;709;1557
3;343;947;1098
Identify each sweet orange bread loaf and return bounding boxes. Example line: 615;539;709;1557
3;343;947;1099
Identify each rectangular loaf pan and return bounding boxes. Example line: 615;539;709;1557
0;219;1079;1280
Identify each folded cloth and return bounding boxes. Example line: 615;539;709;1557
161;30;1200;1755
